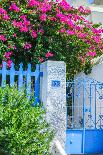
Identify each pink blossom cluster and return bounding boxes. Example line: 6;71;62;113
12;13;38;38
78;6;91;15
59;0;72;11
12;17;30;33
0;7;10;20
0;35;6;41
9;3;20;12
77;33;87;39
86;51;96;57
39;2;52;13
40;13;47;21
4;52;13;67
7;60;12;68
1;0;103;67
56;12;74;28
31;30;37;38
39;52;54;63
28;0;40;7
24;43;32;50
66;30;75;36
4;51;12;59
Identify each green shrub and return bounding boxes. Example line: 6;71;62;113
0;86;53;155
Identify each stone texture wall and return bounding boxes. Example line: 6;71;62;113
40;61;66;149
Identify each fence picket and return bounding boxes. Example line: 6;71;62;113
18;63;23;91
0;61;42;103
2;62;6;87
10;62;15;86
26;63;31;100
34;64;40;105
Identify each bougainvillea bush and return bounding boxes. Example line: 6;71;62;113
0;0;103;78
0;85;53;155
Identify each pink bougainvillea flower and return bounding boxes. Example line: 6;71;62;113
40;14;47;21
67;20;74;28
9;3;20;12
3;14;10;20
39;57;44;63
20;26;28;33
24;43;32;49
38;29;44;34
93;36;101;43
40;3;52;13
59;0;71;11
28;0;40;7
31;30;37;38
23;20;30;26
45;52;54;58
48;16;56;21
0;7;7;14
78;6;91;15
0;35;6;41
20;15;27;20
78;33;87;39
59;28;65;33
12;20;23;28
4;51;13;59
66;30;75;36
86;51;96;57
75;26;82;31
7;60;12;68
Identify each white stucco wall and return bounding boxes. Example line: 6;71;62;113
89;5;103;26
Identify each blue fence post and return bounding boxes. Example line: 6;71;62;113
26;63;31;100
18;63;23;91
10;62;15;86
34;64;40;105
2;62;6;87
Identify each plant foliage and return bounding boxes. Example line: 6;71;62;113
0;0;103;78
0;86;53;155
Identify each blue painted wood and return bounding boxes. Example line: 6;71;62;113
34;64;40;105
18;63;23;91
10;62;15;86
2;62;6;87
66;130;83;154
0;61;42;103
26;63;31;100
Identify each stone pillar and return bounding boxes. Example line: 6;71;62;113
40;60;66;149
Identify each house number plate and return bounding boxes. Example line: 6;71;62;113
52;80;60;87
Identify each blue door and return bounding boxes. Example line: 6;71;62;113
66;77;103;154
65;130;83;154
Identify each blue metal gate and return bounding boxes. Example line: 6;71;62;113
65;77;103;154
